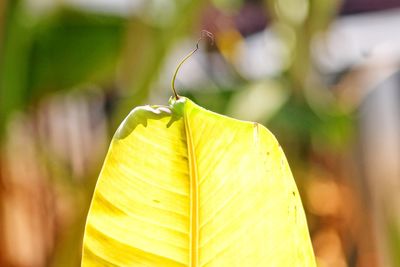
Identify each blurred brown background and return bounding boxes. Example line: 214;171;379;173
0;0;399;266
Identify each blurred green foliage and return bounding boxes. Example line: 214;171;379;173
0;1;125;138
30;9;124;94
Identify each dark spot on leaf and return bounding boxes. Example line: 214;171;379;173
153;199;160;203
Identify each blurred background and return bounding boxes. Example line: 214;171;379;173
0;0;399;266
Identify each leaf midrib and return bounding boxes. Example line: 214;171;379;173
183;108;199;267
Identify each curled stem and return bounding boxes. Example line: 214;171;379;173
171;30;214;100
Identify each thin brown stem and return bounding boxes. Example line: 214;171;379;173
171;30;214;100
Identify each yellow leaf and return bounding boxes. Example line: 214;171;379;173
82;97;316;266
